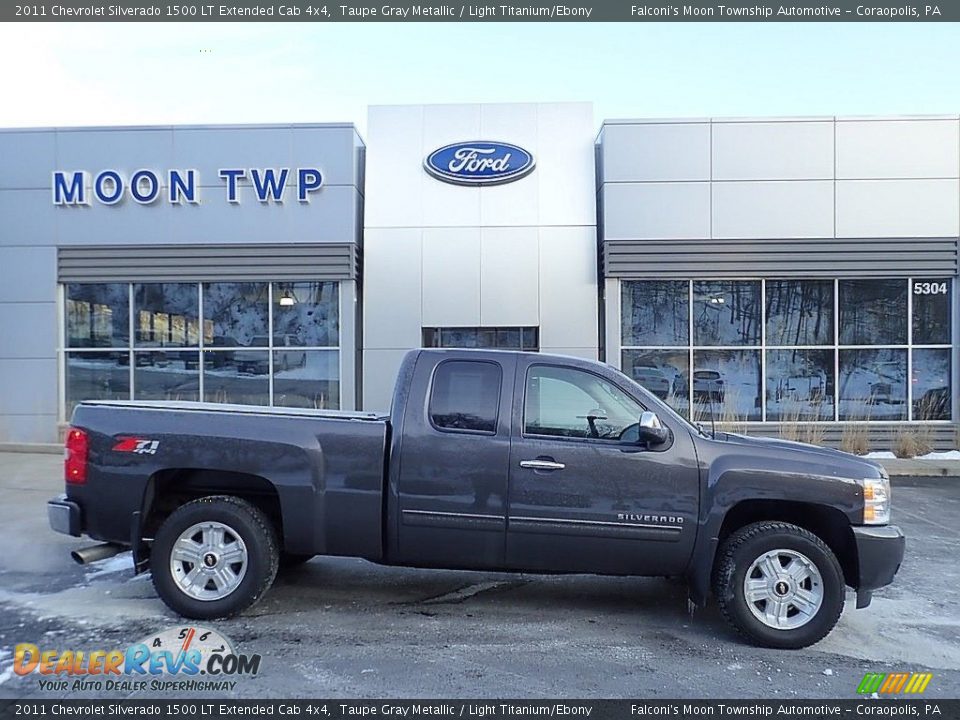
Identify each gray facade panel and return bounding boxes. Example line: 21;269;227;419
603;238;959;278
58;243;358;283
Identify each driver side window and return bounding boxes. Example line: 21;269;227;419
523;365;645;440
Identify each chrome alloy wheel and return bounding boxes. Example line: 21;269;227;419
169;521;248;601
743;548;824;630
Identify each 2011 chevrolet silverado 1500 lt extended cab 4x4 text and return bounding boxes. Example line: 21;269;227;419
48;349;905;648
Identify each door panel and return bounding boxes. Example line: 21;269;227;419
394;356;515;569
506;362;699;575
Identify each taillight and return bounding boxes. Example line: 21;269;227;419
65;427;88;484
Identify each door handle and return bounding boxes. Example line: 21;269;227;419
519;459;565;471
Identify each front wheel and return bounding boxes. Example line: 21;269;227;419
712;521;845;649
151;495;279;619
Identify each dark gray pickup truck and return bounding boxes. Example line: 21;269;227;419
48;349;904;649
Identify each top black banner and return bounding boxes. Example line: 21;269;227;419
3;0;958;22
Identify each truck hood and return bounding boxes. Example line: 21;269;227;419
706;431;886;480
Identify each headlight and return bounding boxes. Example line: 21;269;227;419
862;477;891;525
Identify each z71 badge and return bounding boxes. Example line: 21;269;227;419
112;437;159;455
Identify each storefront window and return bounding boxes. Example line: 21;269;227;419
621;281;689;346
766;349;834;421
765;280;833;346
65;284;130;348
203;283;269;347
272;350;340;409
620;277;951;423
133;351;200;402
912;279;952;345
204;362;270;406
65;352;130;416
621;349;689;417
691;349;762;422
272;282;339;347
912;348;951;420
838;348;907;421
422;326;540;351
839;279;907;346
134;283;200;347
61;280;341;417
693;281;761;346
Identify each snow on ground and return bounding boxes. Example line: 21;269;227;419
84;551;137;579
865;450;960;460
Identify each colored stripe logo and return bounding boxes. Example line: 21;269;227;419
857;672;933;694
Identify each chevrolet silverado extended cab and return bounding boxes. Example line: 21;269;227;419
48;349;905;649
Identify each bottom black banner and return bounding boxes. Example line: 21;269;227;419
0;700;956;720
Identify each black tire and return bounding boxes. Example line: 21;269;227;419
712;521;845;649
279;552;315;569
151;495;279;620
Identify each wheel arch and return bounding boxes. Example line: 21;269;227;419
142;468;285;551
687;499;858;605
717;500;858;585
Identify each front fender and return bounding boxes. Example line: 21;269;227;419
685;441;864;605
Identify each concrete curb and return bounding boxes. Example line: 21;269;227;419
879;459;960;477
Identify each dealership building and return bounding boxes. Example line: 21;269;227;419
1;103;957;447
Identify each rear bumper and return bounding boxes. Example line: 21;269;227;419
852;524;905;608
48;494;82;537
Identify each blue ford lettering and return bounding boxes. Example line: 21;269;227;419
424;141;535;185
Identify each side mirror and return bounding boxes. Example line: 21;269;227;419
637;411;669;445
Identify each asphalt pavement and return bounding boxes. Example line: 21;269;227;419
0;452;958;699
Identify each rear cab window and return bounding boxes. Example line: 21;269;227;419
429;360;502;434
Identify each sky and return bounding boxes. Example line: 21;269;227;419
1;22;958;135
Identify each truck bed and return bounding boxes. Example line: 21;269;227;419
67;400;390;561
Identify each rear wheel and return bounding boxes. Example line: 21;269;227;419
151;495;279;619
712;521;844;649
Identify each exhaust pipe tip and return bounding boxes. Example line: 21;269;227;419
71;543;125;565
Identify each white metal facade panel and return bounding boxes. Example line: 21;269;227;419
601;183;711;240
0;130;58;189
539;226;598;353
362;228;423;350
0;246;56;302
0;359;58;416
836;179;960;238
421;228;482;327
480;228;540;327
712;121;834;180
362;348;412;411
599;122;711;182
836;119;960;179
712;180;835;239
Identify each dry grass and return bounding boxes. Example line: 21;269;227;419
892;427;918;458
839;422;871;456
719;391;749;435
777;403;829;447
803;422;827;447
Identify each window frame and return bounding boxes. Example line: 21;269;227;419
427;359;503;437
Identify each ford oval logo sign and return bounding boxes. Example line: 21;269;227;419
424;141;535;186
